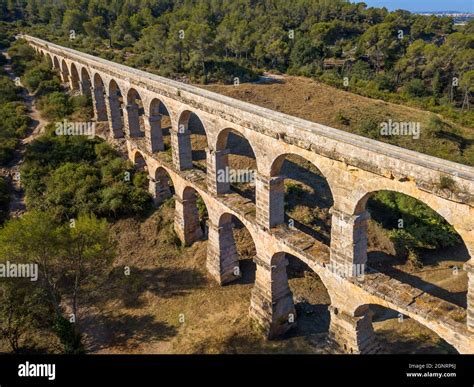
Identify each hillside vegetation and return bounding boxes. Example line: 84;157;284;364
203;76;474;165
0;0;472;128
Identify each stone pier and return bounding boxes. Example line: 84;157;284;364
92;85;108;122
465;260;474;332
249;252;296;338
206;216;240;284
174;195;203;246
145;115;164;153
256;174;285;230
329;208;370;276
105;92;124;138
328;304;380;354
207;148;231;195
123;104;142;137
171;128;193;171
148;169;173;205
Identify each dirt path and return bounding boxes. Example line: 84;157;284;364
1;50;47;218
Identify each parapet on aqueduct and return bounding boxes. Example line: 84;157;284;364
24;35;474;353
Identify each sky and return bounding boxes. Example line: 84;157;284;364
351;0;474;12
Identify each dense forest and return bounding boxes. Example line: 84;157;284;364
0;0;472;127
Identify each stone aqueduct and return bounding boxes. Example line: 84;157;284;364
24;35;474;353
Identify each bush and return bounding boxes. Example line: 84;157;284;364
0;76;20;104
36;78;62;96
350;60;372;80
427;115;445;134
285;182;305;198
404;79;427;98
22;63;54;92
369;191;460;261
204;59;260;84
22;133;152;220
7;40;38;75
0;101;28;164
37;91;71;120
53;315;84;354
357;117;380;138
0;176;9;224
336;111;351;126
439;175;456;191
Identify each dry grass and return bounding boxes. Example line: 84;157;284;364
77;203;339;354
0;201;459;354
201;76;474;166
74;202;457;354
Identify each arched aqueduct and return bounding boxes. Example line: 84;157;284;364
24;35;474;353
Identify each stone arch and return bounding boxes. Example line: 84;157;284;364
352;303;458;354
125;87;145;138
80;67;92;97
268;152;334;242
174;109;209;172
353;187;473;234
253;251;333;339
211;127;259;202
69;62;80;91
45;53;53;66
92;73;108;122
52;56;60;70
355;189;472;251
108;79;125;138
60;59;69;85
133;150;148;171
150;166;175;205
132;150;159;204
175;185;209;246
353;189;469;307
147;98;172;153
207;211;258;285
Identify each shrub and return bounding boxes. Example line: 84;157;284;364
0;101;28;164
0;76;20;104
285;182;306;198
404;79;427;98
36;78;62;96
53;315;84;354
22;133;152;220
358;118;380;138
7;40;37;75
22;63;53;92
0;176;9;224
369;191;460;261
336;111;351;126
439;175;456;191
37;91;71;119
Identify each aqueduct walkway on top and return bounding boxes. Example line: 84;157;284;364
23;34;474;353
